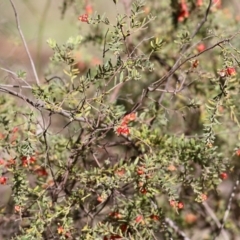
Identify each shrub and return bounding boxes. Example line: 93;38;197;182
0;0;240;239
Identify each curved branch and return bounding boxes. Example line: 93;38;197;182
0;86;87;123
9;0;40;86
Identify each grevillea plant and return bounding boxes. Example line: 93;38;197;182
0;0;240;239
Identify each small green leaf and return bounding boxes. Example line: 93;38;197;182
46;38;57;48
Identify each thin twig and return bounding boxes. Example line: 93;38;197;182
191;0;212;39
202;202;229;240
0;67;18;75
214;175;240;239
0;86;87;123
0;67;32;87
103;28;109;58
9;0;40;86
128;31;240;114
152;31;240;89
157;0;213;105
93;153;101;168
165;217;191;240
130;36;155;57
0;84;32;89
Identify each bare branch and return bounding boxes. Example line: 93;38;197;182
191;0;212;39
158;0;212;105
165;217;191;240
214;175;240;239
0;84;32;89
0;67;32;87
9;0;40;86
0;86;87;123
202;202;229;240
128;31;240;114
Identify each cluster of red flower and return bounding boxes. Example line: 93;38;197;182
116;113;136;136
0;154;48;185
219;67;237;77
169;200;184;209
78;2;93;23
178;0;221;23
178;0;189;22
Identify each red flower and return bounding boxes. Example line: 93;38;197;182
42;179;54;189
167;164;177;171
150;214;160;221
220;172;228;180
138;182;144;187
178;202;184;209
35;167;48;177
109;211;122;219
0;176;7;185
197;43;206;53
178;0;189;22
30;156;36;164
120;224;128;232
85;4;93;15
201;194;207;202
12;127;19;133
0;133;5;140
6;159;16;168
135;215;144;223
97;196;103;203
192;59;199;68
136;166;145;175
144;6;150;14
196;0;203;7
116;124;130;136
109;235;122;240
0;159;5;165
115;168;125;176
15;205;21;213
218;106;224;113
185;213;197;224
78;14;89;23
122;113;136;124
169;200;177;207
140;188;147;194
170;200;184;209
10;127;19;143
91;57;101;66
226;67;236;76
116;113;136;136
213;0;221;8
21;156;28;166
57;226;64;234
21;156;36;167
236;149;240;156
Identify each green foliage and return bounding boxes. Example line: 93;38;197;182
1;0;240;239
